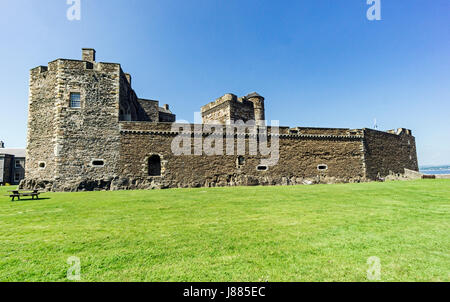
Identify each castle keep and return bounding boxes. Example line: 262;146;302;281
22;49;419;191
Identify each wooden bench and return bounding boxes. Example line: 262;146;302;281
6;190;41;201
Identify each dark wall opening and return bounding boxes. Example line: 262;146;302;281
148;155;161;176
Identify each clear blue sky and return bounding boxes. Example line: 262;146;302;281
0;0;449;166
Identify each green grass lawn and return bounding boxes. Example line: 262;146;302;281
0;180;449;282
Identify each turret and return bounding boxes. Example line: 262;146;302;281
246;92;265;126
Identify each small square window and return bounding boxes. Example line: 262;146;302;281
70;93;81;108
14;173;21;182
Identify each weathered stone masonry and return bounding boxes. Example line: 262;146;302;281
117;123;366;190
21;49;419;191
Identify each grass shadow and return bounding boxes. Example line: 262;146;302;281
9;197;51;202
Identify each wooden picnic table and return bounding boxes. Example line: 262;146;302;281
6;190;42;201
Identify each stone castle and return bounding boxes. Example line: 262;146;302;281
21;49;419;191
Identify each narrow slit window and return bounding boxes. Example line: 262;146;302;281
70;93;81;108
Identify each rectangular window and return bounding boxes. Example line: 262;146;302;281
70;93;81;108
15;160;21;168
14;173;20;182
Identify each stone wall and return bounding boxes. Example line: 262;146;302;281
54;60;121;190
246;93;265;126
201;93;265;125
119;69;140;121
25;64;58;183
158;105;176;122
119;70;174;123
22;49;177;191
229;99;255;123
363;128;419;179
158;110;176;123
201;96;233;124
118;70;166;122
137;99;159;122
22;59;123;191
201;94;256;124
115;123;366;190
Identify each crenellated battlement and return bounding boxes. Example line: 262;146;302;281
31;59;121;77
201;93;239;112
201;92;265;125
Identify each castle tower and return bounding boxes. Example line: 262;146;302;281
201;92;266;125
23;48;176;191
246;92;265;126
25;48;123;190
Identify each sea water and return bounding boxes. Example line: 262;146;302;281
420;165;450;175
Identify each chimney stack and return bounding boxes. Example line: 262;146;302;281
82;48;96;63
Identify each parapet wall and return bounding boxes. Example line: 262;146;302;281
119;122;364;137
